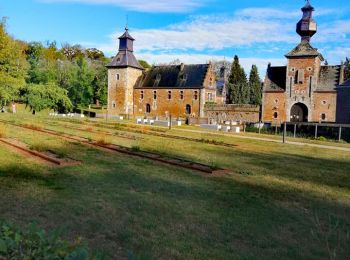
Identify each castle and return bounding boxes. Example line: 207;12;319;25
106;27;224;119
107;1;349;124
262;1;346;123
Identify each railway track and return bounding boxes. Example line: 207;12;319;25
0;119;226;174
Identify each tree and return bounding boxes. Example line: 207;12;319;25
248;65;262;106
228;55;249;104
0;20;28;107
86;48;105;60
67;57;94;107
138;59;151;69
22;83;72;114
344;57;350;81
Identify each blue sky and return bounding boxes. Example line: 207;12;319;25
1;0;350;74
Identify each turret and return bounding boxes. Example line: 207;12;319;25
296;0;317;43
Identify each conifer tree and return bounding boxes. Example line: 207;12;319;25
344;57;350;81
228;55;248;104
248;65;262;105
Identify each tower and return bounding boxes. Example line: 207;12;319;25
284;0;323;122
296;0;317;43
106;27;144;116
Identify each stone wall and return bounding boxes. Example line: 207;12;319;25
108;67;143;115
336;87;350;123
133;89;201;118
205;104;260;123
312;92;337;122
262;91;287;122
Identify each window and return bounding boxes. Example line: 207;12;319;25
146;104;151;113
168;91;172;100
322;100;327;105
116;74;120;81
289;77;293;98
112;101;116;109
274;99;279;104
208;93;213;101
194;91;198;100
309;77;313;97
273;112;278;119
180;90;184;100
153;90;157;100
140;90;144;100
297;69;304;84
321;113;326;121
186;104;191;114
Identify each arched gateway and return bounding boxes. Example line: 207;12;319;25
290;103;308;122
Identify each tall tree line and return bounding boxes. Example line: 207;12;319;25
227;55;262;105
0;19;110;113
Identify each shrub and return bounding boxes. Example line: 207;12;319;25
0;222;94;259
131;145;140;152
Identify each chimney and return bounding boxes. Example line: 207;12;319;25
339;61;345;85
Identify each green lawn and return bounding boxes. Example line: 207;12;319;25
0;113;349;259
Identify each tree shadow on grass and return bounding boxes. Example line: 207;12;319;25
215;147;350;191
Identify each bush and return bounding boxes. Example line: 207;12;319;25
0;222;94;259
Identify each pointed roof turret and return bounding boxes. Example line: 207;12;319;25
296;0;317;43
106;27;143;70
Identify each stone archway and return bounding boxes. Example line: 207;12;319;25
290;103;308;122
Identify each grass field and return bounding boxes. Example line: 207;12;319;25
0;113;350;259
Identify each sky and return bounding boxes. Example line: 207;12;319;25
1;0;350;75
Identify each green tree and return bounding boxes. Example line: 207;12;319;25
68;57;94;107
248;65;262;105
228;55;248;104
0;20;28;107
344;57;350;81
138;59;151;69
21;83;72;114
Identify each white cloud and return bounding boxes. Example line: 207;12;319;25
39;0;208;12
135;52;285;76
80;7;349;73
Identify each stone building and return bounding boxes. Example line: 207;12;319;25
336;79;350;124
107;27;217;119
262;1;345;123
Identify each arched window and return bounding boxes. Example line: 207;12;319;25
153;91;157;100
186;104;191;115
140;90;144;100
321;113;326;121
273;112;278;119
168;91;172;100
112;101;116;109
116;74;120;81
146;104;151;113
180;90;184;100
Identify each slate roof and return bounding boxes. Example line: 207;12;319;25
136;64;209;89
338;78;350;87
119;29;135;40
264;66;286;91
106;50;144;70
317;65;341;91
285;42;323;60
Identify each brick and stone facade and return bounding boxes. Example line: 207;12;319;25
262;1;345;123
107;28;218;119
